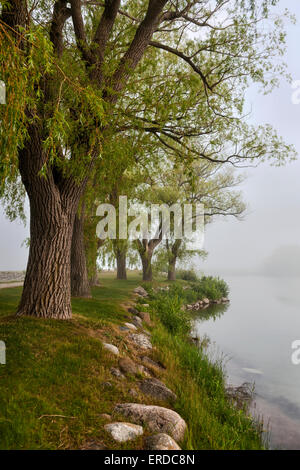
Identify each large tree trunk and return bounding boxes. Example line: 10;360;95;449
17;150;77;319
116;250;127;280
17;209;74;319
141;252;153;282
71;214;91;298
16;122;86;319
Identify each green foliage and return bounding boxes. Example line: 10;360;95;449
176;269;199;282
192;276;230;301
151;291;191;336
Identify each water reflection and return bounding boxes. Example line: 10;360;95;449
193;275;300;450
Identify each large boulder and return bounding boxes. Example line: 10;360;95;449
104;422;143;442
114;403;187;442
138;378;177;402
144;433;181;450
129;333;152;350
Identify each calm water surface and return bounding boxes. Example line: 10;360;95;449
193;275;300;449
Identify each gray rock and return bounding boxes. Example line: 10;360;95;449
102;343;119;355
128;307;139;315
101;381;113;389
129;333;152;350
138;378;177;402
202;298;210;304
124;322;138;331
133;286;148;297
119;326;130;332
132;316;143;328
145;433;181;450
104;422;143;442
114;403;187;441
110;367;125;379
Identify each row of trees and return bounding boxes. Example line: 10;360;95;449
0;0;296;319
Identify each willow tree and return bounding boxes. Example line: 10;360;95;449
0;0;295;318
153;162;247;280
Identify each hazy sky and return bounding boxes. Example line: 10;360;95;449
201;0;300;274
1;0;300;272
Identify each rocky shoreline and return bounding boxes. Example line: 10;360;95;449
185;297;229;311
0;271;25;282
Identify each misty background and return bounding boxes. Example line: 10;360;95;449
1;0;300;277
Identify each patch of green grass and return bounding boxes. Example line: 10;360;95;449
0;280;143;450
0;274;263;450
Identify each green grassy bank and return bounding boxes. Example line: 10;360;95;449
0;273;264;450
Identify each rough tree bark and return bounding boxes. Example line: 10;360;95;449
141;251;154;282
167;239;182;281
17;123;82;318
116;250;127;280
71;213;91;298
137;237;162;282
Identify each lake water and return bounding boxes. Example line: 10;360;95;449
193;275;300;450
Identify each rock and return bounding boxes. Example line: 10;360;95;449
129;333;152;350
132;316;143;328
102;343;119;355
221;297;229;303
119;357;140;375
114;403;187;442
137;365;152;377
104;422;143;443
133;286;148;297
101;381;113;389
202;298;210;305
145;433;181;450
138;378;177;402
128;307;139;315
141;304;149;307
124;322;138;331
138;312;151;325
110;367;125;379
99;413;112;421
119;326;130;332
80;439;107;450
142;356;166;371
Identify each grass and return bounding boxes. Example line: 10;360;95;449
0;273;264;450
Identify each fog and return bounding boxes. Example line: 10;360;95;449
200;0;300;276
1;0;300;275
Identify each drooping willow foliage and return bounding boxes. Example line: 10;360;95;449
0;23;106;197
